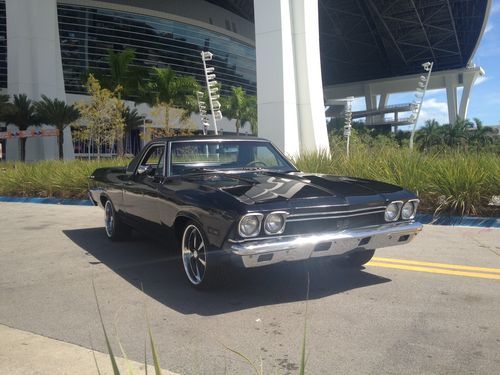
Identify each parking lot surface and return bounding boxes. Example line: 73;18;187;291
0;202;499;374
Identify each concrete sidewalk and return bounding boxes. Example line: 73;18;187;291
0;324;175;375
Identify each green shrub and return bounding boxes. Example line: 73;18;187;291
0;158;130;199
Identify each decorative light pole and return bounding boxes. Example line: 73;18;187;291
196;91;209;135
409;61;433;150
344;96;354;157
201;51;222;135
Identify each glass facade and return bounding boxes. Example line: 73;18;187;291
57;4;256;96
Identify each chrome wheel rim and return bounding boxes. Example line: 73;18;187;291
104;201;114;237
182;224;207;285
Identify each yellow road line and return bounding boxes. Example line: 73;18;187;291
372;257;500;274
368;261;500;280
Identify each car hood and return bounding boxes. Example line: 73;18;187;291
185;171;405;206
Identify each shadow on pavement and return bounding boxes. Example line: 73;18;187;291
63;227;391;316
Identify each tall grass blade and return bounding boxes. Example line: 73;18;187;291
220;341;262;375
92;279;121;375
299;273;310;375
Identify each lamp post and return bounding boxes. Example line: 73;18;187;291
344;96;354;158
196;91;210;135
409;61;433;150
201;51;222;135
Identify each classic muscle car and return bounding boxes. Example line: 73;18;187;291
89;136;422;288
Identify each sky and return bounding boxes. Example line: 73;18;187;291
350;1;500;128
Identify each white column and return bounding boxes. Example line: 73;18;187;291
254;0;329;156
458;68;484;120
254;0;300;156
290;0;329;153
378;93;389;123
364;85;376;125
6;0;73;161
445;75;458;124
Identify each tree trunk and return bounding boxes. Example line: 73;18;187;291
58;129;64;160
117;136;124;157
19;138;26;162
236;119;240;135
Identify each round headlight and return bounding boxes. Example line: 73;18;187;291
239;214;262;237
264;212;287;234
401;201;418;220
385;202;401;222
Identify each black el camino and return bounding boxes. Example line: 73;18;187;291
89;136;422;288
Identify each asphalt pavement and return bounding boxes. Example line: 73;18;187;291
0;202;499;374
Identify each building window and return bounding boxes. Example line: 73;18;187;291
57;4;256;96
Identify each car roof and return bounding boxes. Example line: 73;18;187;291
153;135;271;143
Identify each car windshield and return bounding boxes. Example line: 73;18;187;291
170;140;297;175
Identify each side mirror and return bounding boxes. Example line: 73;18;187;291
137;165;152;175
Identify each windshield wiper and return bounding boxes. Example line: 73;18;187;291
182;167;221;174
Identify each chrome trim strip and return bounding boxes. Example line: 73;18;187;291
287;210;386;222
289;206;387;218
229;221;423;268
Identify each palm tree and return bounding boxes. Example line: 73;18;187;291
222;87;257;135
141;67;200;131
415;119;441;151
2;94;39;161
243;95;258;135
441;118;471;149
122;107;143;154
35;95;80;160
469;118;494;150
96;49;147;156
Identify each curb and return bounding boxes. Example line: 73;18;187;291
416;214;500;229
0;196;498;228
0;196;93;206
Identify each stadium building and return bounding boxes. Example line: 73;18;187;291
0;0;492;160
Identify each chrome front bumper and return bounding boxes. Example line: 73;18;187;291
229;221;423;268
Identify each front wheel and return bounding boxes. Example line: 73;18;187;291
181;222;223;289
344;249;375;268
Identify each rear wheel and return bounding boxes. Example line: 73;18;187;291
181;222;223;289
104;199;130;241
344;249;375;268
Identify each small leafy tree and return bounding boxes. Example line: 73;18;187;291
74;75;125;160
140;67;200;133
2;94;39;161
35;95;80;160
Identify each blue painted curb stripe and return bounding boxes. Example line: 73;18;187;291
0;196;94;206
0;196;498;228
416;214;500;229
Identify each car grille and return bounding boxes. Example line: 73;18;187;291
283;206;386;236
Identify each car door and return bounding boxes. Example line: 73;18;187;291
123;142;166;231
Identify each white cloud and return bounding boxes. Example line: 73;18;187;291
417;98;449;126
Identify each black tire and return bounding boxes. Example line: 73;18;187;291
180;221;224;289
104;199;131;241
344;249;375;268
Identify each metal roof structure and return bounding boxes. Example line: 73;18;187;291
205;0;491;86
